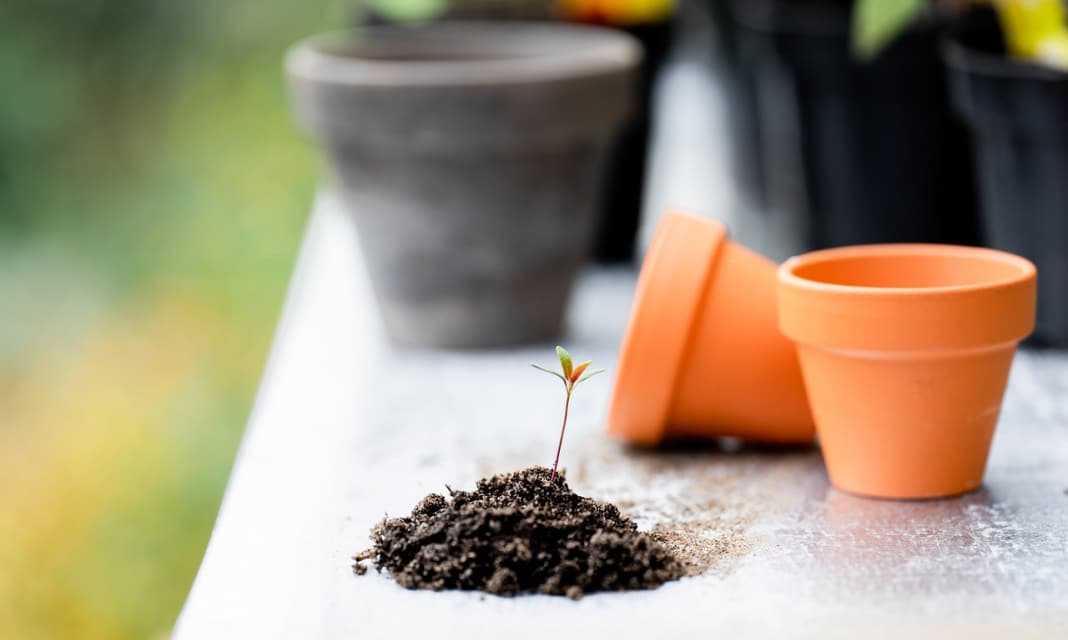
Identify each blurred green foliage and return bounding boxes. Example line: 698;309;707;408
852;0;926;58
0;1;344;638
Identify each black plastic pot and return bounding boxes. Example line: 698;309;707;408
593;19;673;263
945;8;1068;347
732;0;981;250
707;0;770;217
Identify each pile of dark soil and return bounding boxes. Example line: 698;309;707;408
352;466;685;599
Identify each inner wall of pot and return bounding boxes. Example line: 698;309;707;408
791;251;1030;289
315;24;624;65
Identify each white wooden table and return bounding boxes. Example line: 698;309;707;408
175;20;1068;635
175;192;1068;640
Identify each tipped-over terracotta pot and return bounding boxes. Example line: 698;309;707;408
607;211;814;446
778;244;1037;499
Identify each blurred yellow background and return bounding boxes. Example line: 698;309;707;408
0;2;342;637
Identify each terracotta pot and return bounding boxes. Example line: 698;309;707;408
607;211;814;446
778;244;1037;499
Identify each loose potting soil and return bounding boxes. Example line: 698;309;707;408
352;466;686;599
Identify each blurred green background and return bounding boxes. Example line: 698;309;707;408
0;1;343;637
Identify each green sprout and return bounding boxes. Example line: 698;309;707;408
532;346;605;483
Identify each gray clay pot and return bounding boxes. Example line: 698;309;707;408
286;22;640;348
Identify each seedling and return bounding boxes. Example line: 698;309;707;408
532;346;605;482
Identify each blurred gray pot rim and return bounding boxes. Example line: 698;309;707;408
285;21;641;87
286;22;642;149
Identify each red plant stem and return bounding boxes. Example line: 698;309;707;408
550;390;572;483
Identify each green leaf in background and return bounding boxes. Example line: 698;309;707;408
852;0;927;59
369;0;448;22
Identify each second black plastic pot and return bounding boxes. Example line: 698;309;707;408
945;8;1068;347
593;19;674;263
732;0;981;250
707;0;768;215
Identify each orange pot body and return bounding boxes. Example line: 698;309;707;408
778;244;1037;499
608;211;814;446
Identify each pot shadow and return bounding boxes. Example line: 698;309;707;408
609;435;821;484
640;435;817;454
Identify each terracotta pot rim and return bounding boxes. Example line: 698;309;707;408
608;211;727;446
780;243;1035;297
286;22;641;88
779;243;1038;351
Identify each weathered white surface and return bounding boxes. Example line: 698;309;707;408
176;193;1068;640
177;14;1068;635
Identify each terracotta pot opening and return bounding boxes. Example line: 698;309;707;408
787;245;1035;291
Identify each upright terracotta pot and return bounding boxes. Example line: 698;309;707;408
778;244;1037;499
607;211;814;446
